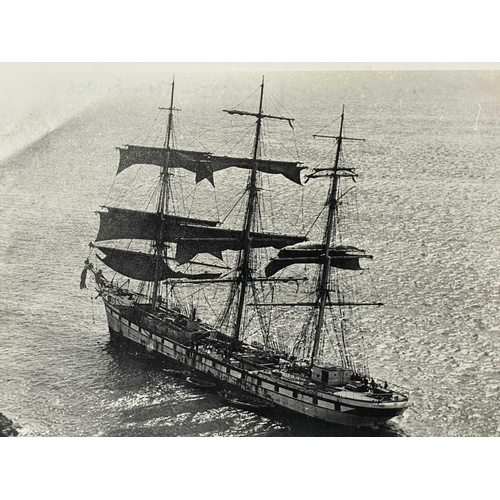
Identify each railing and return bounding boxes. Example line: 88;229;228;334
370;377;410;397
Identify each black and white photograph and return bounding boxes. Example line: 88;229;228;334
1;3;498;498
2;64;499;440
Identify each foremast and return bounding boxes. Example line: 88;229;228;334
92;75;307;293
151;77;176;311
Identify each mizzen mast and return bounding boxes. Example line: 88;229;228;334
310;106;366;366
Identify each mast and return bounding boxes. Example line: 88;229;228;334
310;106;345;365
309;108;368;366
151;76;176;311
220;77;295;341
233;77;265;341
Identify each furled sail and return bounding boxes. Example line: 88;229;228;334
95;246;222;282
265;242;373;277
117;145;305;185
96;207;307;264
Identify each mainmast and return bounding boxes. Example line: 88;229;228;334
223;77;295;342
151;77;176;311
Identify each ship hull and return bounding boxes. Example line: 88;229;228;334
103;298;408;428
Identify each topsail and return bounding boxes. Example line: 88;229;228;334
117;145;305;186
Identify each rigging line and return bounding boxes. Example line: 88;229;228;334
243;304;263;339
112;163;146;209
218;184;248;209
262;172;275;233
173;119;185;146
103;174;118;207
145;116;164;148
141;112;165;145
177;119;211;153
259;119;266;158
211;186;246;220
266;91;305;160
218;122;257;156
249;280;271;345
227;127;256;157
128;108;163;145
145;176;161;212
186;181;198;219
313;113;342;137
228;85;261;113
239;289;259;341
233;189;247;225
145;182;161;213
212;177;221;222
219;119;256;148
267;129;300;161
219;188;248;225
298;185;306;233
266;90;294;119
159;113;173;147
175;171;190;215
309;138;339;171
245;289;318;340
176;271;235;300
170;124;177;150
149;125;164;149
201;287;219;321
266;284;276;344
171;142;192;216
216;278;239;330
293;305;317;359
265;93;300;149
172;115;189;143
182;112;233;151
353;182;360;221
305;203;328;238
327;300;346;366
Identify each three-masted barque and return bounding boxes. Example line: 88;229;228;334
82;77;410;427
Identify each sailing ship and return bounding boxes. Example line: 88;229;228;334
81;77;410;427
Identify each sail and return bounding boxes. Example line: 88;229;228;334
117;145;305;185
265;242;372;277
174;231;306;264
96;207;218;243
96;207;307;263
95;246;222;281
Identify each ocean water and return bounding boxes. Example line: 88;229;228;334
1;70;499;437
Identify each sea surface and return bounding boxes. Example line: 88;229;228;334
1;70;499;437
